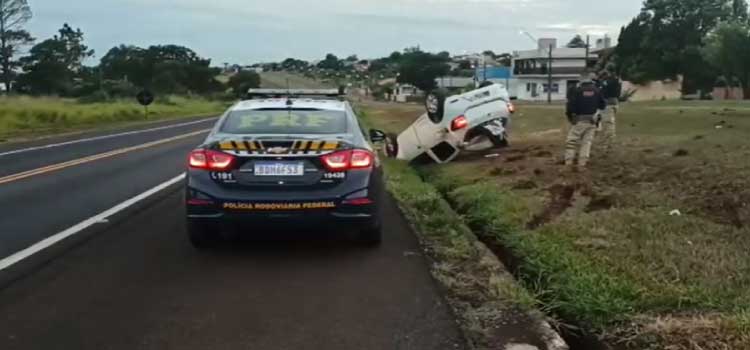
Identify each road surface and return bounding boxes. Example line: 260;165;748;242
0;117;465;350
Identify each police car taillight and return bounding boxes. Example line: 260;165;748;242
450;115;469;131
320;149;373;171
189;150;235;171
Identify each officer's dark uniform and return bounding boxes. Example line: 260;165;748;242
564;80;606;167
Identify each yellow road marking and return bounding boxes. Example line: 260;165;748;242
0;129;210;186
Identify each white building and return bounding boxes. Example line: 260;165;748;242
512;38;600;101
392;84;421;103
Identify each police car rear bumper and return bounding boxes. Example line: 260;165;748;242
186;206;378;234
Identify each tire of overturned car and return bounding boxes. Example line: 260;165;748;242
384;132;399;158
425;89;448;123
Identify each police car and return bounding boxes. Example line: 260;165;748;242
185;89;386;248
386;83;514;163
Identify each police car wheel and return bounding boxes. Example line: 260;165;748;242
358;225;382;246
187;222;217;249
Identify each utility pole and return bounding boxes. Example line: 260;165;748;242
483;56;487;81
547;43;553;104
585;35;590;73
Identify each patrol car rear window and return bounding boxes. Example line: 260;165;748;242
220;109;347;134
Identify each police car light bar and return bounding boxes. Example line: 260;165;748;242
245;88;345;100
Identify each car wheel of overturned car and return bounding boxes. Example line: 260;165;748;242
383;132;399;158
425;89;447;123
187;221;217;249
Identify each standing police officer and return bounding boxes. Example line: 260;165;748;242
565;72;607;169
597;70;622;153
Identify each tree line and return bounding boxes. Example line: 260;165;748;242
0;0;258;100
614;0;750;94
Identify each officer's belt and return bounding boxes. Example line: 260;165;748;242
574;114;597;123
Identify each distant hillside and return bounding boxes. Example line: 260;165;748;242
260;72;332;89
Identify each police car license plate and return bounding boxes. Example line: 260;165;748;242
254;162;305;176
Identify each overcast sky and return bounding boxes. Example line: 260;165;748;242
26;0;643;65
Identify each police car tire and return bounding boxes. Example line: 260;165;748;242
188;222;216;249
358;225;383;246
425;89;447;123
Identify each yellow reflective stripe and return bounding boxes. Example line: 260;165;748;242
309;141;322;150
219;141;234;150
322;141;338;150
233;141;247;150
297;140;309;150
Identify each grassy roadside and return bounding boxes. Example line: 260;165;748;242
361;99;750;349
358;108;567;350
0;95;228;141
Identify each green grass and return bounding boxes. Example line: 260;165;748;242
361;99;750;349
0;95;228;140
357;109;549;349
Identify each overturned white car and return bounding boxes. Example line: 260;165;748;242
384;83;514;163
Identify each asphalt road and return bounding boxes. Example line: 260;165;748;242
0;118;465;350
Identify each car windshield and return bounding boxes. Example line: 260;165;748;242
220;109;347;134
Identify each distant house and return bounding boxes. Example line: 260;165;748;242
392;84;421;103
512;38;599;101
354;60;370;73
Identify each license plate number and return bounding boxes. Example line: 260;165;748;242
254;162;305;176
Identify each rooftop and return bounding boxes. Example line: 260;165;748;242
514;47;591;60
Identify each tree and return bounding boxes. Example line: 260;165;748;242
396;50;450;92
566;35;587;48
0;0;34;92
100;45;147;83
615;0;735;91
496;53;512;67
281;57;308;71
317;53;342;70
228;70;260;96
99;44;221;94
17;23;94;95
482;50;496;59
732;0;748;19
388;51;402;61
704;21;750;93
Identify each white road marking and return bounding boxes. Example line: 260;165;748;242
0;117;217;157
0;173;186;272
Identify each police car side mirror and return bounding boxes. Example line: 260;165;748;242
369;129;387;142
